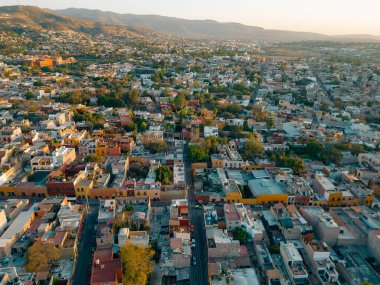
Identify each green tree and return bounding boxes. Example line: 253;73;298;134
27;172;35;182
85;154;103;164
271;152;306;175
233;227;248;245
243;139;264;160
144;140;168;154
124;123;137;132
128;163;149;179
178;108;188;118
305;139;324;160
123;89;140;108
71;90;83;104
266;116;275;130
350;144;366;156
25;91;34;100
287;156;307;175
188;144;209;163
139;121;147;132
155;166;172;185
269;244;280;254
120;243;154;285
73;109;105;128
252;106;268;122
33;80;44;87
204;136;220;154
233;82;250;94
173;92;187;110
320;102;329;113
323;146;343;165
225;103;242;115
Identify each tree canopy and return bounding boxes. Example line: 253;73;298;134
85;154;103;163
242;138;265;161
204;136;220;154
188;144;209;163
73;108;105;128
173;92;187;110
120;243;154;285
155;166;172;185
233;227;248;245
271;152;307;175
26;240;61;272
143;140;168;154
293;138;344;165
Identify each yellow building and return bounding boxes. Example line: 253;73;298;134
364;195;374;207
74;179;93;199
314;175;374;208
226;190;243;203
134;189;161;200
95;141;108;157
326;192;344;207
246;171;288;205
64;130;87;147
211;155;224;168
255;193;288;205
0;186;16;197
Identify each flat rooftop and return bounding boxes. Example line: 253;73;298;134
248;178;286;196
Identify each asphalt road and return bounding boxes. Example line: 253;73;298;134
184;145;208;285
73;201;99;285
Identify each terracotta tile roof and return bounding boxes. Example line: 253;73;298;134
91;248;122;285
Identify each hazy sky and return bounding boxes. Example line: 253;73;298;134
3;0;380;35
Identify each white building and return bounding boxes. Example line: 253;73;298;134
173;163;185;188
0;210;6;233
303;241;339;284
0;203;38;256
226;118;244;126
118;228;149;247
48;113;66;126
30;156;54;172
52;146;76;168
204;126;219;138
358;153;380;170
280;243;308;285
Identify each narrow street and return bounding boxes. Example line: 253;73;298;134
73;201;99;285
184;143;208;285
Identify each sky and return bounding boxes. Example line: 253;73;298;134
3;0;380;35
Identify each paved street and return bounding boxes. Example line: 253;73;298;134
184;144;208;285
73;201;99;285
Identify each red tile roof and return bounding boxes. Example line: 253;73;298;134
90;248;122;285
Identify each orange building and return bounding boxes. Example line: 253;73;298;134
37;58;54;68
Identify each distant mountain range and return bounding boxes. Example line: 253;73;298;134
56;8;380;42
0;5;379;42
0;6;139;36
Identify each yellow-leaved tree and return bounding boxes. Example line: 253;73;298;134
120;243;154;285
26;240;61;272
